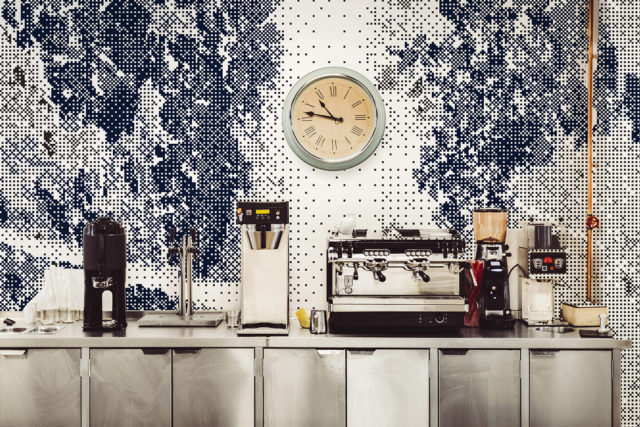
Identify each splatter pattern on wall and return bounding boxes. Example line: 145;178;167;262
0;0;639;422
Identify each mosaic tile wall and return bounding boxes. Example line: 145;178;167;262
0;0;637;421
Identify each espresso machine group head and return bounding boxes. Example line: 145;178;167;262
83;217;127;331
236;201;289;335
473;208;515;329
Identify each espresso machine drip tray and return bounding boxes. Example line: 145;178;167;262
138;312;224;327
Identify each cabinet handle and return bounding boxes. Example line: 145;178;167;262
174;348;202;354
349;349;376;355
316;349;342;356
0;349;27;358
441;349;469;356
530;350;560;357
141;348;170;355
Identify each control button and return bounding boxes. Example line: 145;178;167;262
533;258;543;268
491;286;497;290
434;314;445;324
541;266;548;272
544;256;553;264
344;287;353;294
550;266;555;271
555;259;564;268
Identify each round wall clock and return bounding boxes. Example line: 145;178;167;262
282;67;386;171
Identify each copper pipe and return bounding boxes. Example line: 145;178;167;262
586;0;597;302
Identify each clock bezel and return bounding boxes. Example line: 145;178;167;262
283;67;386;171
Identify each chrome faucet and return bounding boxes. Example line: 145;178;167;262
169;228;199;317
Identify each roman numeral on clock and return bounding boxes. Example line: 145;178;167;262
314;88;324;99
355;114;366;120
330;85;337;97
301;116;313;121
331;139;337;151
351;99;363;108
351;126;363;136
315;135;325;146
304;126;316;137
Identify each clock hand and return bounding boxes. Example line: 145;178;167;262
319;100;337;119
304;111;344;123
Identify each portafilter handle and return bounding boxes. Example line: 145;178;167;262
417;271;430;283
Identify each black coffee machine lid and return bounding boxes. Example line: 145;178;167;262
84;217;125;236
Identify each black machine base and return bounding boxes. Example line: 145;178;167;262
83;319;127;332
480;314;515;330
329;311;465;335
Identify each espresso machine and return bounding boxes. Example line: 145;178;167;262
327;228;468;333
83;217;127;331
236;201;289;335
474;208;515;329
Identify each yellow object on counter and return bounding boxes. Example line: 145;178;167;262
561;302;608;326
296;308;310;328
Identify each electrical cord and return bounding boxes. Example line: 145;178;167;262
508;264;528;279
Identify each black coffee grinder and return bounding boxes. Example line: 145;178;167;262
474;208;515;329
83;217;127;331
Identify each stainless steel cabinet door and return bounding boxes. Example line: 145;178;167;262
530;350;612;427
90;348;171;427
347;349;429;427
173;348;255;427
439;349;520;427
0;349;81;427
264;349;345;427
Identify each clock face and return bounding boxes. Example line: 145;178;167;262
283;67;386;170
291;77;375;160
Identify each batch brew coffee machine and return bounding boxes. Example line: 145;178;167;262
83;217;127;331
236;201;289;335
326;228;467;333
474;209;515;329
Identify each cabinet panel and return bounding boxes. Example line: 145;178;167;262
173;348;254;427
439;349;520;427
264;349;345;427
347;349;429;427
90;349;171;427
530;350;612;427
0;349;81;427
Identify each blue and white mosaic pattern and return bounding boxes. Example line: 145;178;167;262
0;0;639;421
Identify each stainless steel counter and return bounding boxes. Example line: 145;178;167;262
0;318;631;349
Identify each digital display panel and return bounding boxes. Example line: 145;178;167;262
256;209;270;214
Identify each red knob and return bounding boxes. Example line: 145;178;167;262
586;215;600;229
